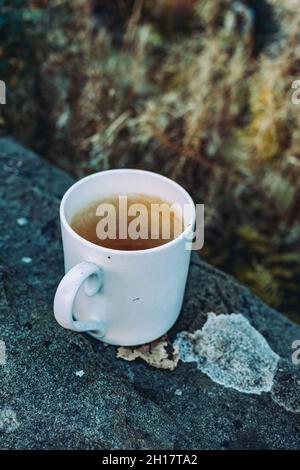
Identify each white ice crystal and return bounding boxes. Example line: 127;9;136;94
16;217;28;226
75;370;84;377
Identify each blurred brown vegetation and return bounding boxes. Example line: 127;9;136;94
1;0;300;320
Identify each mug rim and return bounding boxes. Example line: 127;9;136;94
60;168;196;256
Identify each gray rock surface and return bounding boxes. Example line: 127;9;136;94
0;137;300;450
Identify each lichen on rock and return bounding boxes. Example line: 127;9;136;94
174;312;280;394
117;336;180;370
271;359;300;413
0;408;19;433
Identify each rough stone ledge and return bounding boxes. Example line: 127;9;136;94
0;137;300;450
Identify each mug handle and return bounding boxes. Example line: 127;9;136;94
53;261;106;337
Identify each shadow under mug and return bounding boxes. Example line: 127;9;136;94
53;169;195;346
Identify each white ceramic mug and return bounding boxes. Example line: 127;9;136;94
53;169;195;346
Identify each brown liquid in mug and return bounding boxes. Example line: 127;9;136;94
70;194;184;251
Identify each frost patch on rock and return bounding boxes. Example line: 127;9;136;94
0;407;19;433
174;313;279;394
0;340;6;365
